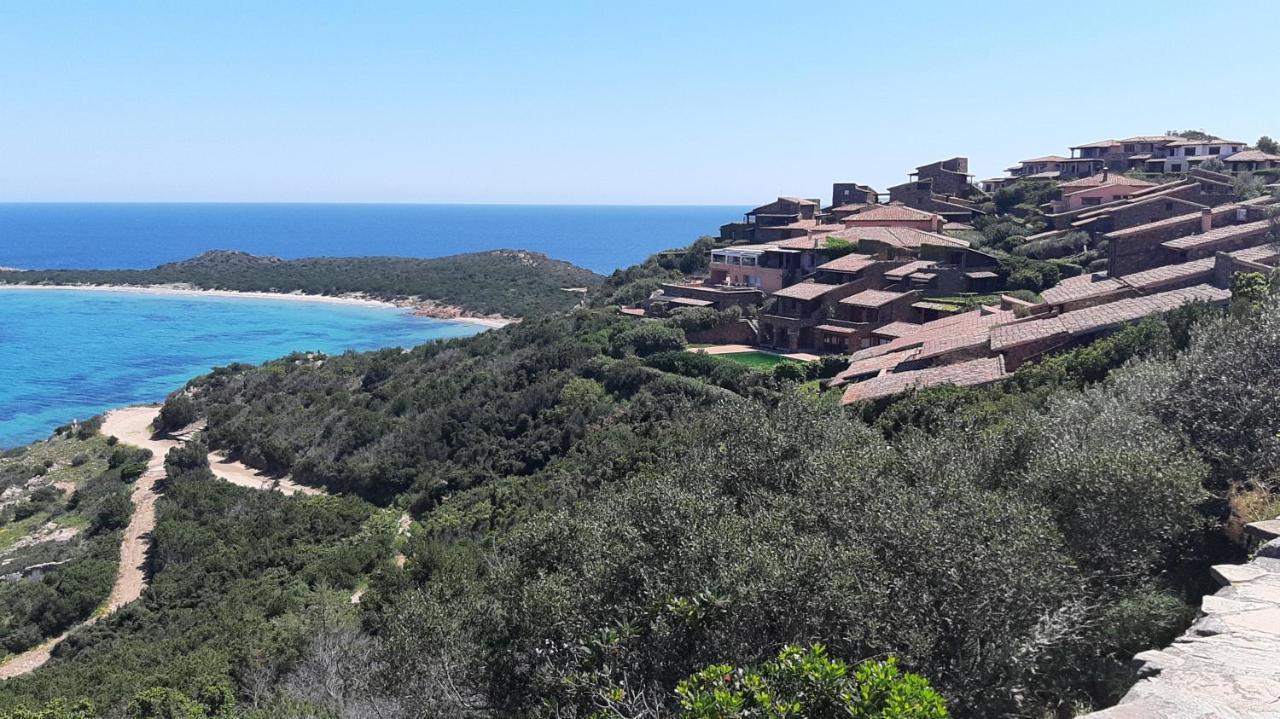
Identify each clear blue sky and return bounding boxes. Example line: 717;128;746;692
3;1;1277;205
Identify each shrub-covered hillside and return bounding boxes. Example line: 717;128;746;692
4;243;1280;717
0;250;603;317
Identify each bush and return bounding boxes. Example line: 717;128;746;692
611;323;687;357
677;646;948;719
157;395;199;434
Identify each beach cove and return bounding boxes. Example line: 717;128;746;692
0;286;486;448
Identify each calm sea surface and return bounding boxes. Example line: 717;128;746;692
0;203;742;447
0;203;743;275
0;289;484;448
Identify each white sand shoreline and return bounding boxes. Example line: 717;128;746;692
0;282;515;328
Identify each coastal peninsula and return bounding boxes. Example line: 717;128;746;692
0;249;603;321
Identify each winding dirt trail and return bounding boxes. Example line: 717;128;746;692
0;406;172;680
0;406;328;680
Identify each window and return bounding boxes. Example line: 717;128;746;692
1170;163;1182;172
1081;197;1103;206
1209;146;1220;155
1124;144;1135;152
1184;147;1196;156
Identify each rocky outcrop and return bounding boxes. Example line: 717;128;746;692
1083;520;1280;718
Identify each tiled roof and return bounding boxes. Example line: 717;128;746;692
832;349;920;384
1120;258;1214;291
829;203;873;213
814;323;859;336
992;285;1230;351
842;204;940;223
766;236;835;250
943;222;975;231
771;282;843;301
778;196;821;205
1024;170;1062;179
846;307;1014;363
841;356;1006;404
1105;204;1241;239
1019;155;1068;163
817;253;879;273
884;260;937;279
1161;219;1271;251
840;289;910;308
1230;244;1280;264
988;316;1069;351
1071;139;1121;149
1040;273;1126;305
1119;135;1178;144
872;321;923;338
1166;138;1246;147
1059;173;1158;189
1225;149;1280;163
833;226;970;250
772;220;846;232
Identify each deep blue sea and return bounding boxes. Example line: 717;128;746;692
0;203;743;275
0;203;743;448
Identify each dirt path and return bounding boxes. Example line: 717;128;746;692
0;406;172;680
0;407;329;679
208;451;324;497
351;512;412;605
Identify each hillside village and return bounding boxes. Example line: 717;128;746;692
622;131;1280;404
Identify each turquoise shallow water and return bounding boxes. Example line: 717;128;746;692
0;288;483;448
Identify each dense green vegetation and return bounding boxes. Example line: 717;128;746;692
3;226;1280;717
0;250;603;318
0;424;143;659
0;443;388;713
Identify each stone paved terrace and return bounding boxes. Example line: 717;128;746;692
1083;521;1280;718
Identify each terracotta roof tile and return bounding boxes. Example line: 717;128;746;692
1040;273;1127;305
1120;258;1214;291
841;356;1006;404
816;253;879;273
1058;173;1159;190
843;204;940;223
846;307;1014;363
831;349;920;384
831;226;969;250
993;285;1230;351
884;260;937;279
1104;204;1242;239
840;289;910;308
872;321;923;338
771;282;843;301
1161;219;1272;251
1225;149;1280;163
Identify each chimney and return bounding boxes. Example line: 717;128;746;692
1200;208;1213;233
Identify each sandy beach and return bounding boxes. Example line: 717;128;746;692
0;282;515;328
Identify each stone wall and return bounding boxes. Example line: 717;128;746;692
1081;519;1280;717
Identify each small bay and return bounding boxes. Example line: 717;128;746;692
0;288;483;448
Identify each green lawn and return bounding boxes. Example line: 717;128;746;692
714;351;799;369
